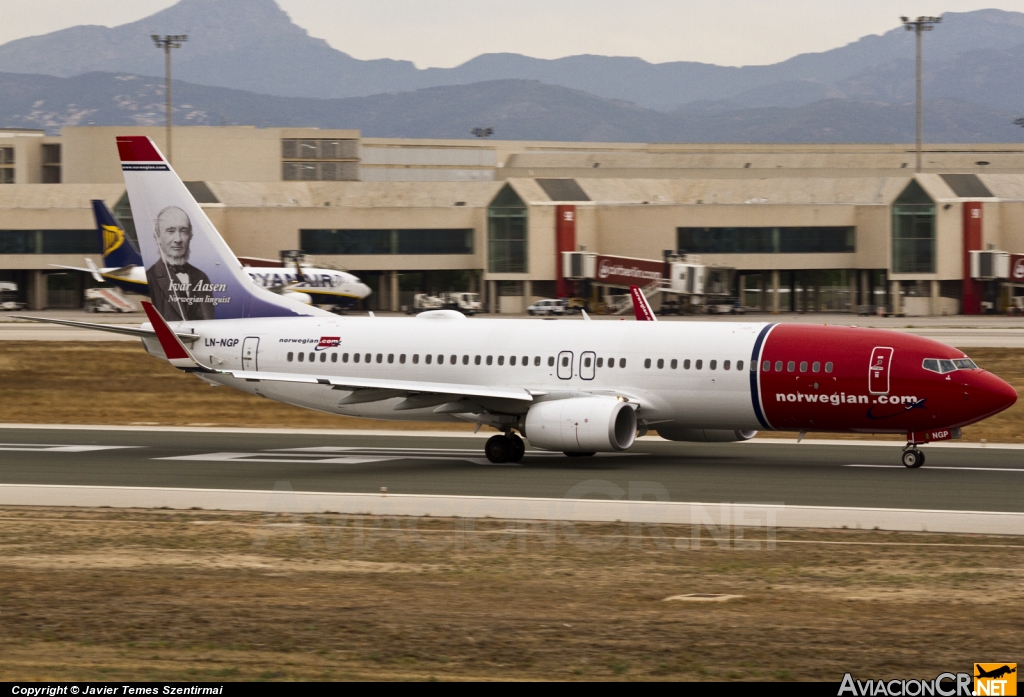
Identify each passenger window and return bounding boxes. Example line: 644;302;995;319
597;357;604;368
400;354;406;364
534;356;541;366
644;358;651;369
487;356;493;365
376;354;382;363
812;361;820;372
426;354;432;365
548;357;555;367
463;355;469;365
620;358;626;368
763;360;770;371
437;354;443;364
736;361;743;371
309;353;315;362
450;355;457;365
710;360;717;370
561;356;569;367
510;356;517;366
287;352;293;362
364;353;370;363
298;352;304;362
723;360;730;370
671;359;677;369
498;356;505;366
684;359;691;369
475;355;481;365
799;361;807;372
353;353;360;363
413;354;419;364
320;353;327;363
775;361;782;372
584;356;591;368
825;362;833;373
787;361;795;372
657;358;664;369
388;354;394;364
522;356;528;366
695;360;703;370
343;353;349;363
331;353;338;363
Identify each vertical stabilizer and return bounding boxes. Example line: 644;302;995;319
630;285;657;321
92;199;143;269
116;135;330;322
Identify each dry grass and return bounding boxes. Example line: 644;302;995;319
0;342;1021;441
0;507;1021;681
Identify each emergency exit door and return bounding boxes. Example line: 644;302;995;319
868;346;893;394
242;337;259;371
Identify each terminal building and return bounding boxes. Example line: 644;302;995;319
2;125;1024;314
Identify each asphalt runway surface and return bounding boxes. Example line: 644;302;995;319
1;427;1022;513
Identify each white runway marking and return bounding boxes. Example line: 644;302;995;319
0;444;143;453
160;447;641;466
847;464;1024;473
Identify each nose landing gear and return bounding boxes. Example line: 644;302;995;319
901;446;925;469
485;433;526;464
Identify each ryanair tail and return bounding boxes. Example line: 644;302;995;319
93;199;143;269
116;136;331;322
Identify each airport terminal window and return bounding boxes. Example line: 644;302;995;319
677;226;855;254
0;230;98;254
301;229;473;255
488;185;528;273
0;147;13;184
892;181;936;274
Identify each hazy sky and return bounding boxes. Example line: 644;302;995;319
3;0;1024;67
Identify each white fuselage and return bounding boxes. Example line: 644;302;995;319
150;314;765;429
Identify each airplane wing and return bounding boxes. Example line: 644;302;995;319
138;302;536;407
11;314;199;342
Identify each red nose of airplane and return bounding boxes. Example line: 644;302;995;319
968;371;1017;423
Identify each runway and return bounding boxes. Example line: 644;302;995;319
0;426;1022;515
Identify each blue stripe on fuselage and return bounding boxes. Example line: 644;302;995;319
749;323;775;430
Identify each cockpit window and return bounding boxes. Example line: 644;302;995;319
923;357;978;374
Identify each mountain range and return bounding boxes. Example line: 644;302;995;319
2;0;1024;141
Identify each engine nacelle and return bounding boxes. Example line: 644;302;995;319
282;290;313;305
656;426;757;443
525;397;637;453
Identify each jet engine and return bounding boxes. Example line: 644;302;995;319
524;397;637;453
656;426;757;442
281;290;313;305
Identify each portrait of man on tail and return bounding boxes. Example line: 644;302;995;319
145;205;215;321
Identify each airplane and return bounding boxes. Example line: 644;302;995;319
51;200;372;309
18;136;1018;468
975;666;1016;680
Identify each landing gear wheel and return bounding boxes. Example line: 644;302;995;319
902;449;925;468
509;434;526;463
564;451;596;458
485;435;512;464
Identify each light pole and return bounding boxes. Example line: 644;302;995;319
151;34;188;165
901;16;941;173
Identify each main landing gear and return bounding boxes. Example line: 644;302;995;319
485;433;525;464
901;446;925;469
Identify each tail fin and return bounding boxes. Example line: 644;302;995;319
116;135;329;322
92;199;143;269
630;285;657;321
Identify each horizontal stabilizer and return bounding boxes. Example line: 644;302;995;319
11;314;197;342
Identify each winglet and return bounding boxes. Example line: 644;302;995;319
142;301;209;370
630;285;657;321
